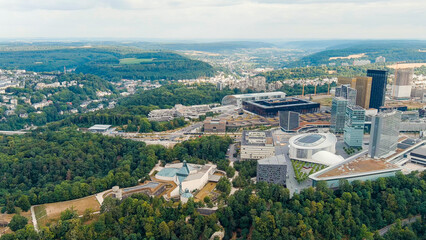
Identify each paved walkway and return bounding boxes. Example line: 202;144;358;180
378;215;421;236
30;206;39;232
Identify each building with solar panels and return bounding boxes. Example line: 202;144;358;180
289;133;337;161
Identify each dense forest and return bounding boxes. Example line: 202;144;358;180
262;65;389;82
0;47;215;80
0;130;232;207
288;40;426;67
119;83;238;109
2;171;424;239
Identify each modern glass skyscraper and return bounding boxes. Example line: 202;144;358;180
344;105;365;147
331;97;348;134
335;84;357;106
367;69;388;109
338;76;372;109
369;111;401;158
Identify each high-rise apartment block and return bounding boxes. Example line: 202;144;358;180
392;68;413;99
367;70;388;109
369;111;401;158
338;76;372;109
344;105;365;148
331;97;348;134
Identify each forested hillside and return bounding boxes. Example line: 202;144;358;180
220;172;426;239
0;47;215;80
119;83;238;108
2;171;424;239
261;64;394;83
0;131;231;207
288;40;426;67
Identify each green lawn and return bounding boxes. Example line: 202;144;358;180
291;160;327;183
119;58;154;64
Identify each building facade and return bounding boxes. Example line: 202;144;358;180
241;131;275;160
338;76;372;109
203;117;226;132
392;68;413;99
257;155;288;185
335;84;357;106
331;97;348;134
369;111;401;158
344;105;365;147
279;111;300;131
289;133;337;161
367;70;388;109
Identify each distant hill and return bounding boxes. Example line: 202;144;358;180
0;46;215;80
124;41;276;52
285;40;426;67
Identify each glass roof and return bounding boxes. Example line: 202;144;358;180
295;134;326;146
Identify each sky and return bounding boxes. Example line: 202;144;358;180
0;0;425;40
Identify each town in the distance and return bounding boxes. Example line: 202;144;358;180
0;39;425;240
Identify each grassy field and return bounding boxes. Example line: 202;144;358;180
0;210;32;235
312;96;333;106
34;196;100;227
119;58;154;64
195;182;217;202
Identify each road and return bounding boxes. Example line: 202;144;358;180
272;129;313;197
227;143;238;162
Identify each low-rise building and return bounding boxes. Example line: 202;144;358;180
148;104;211;121
88;124;112;133
243;97;320;117
409;145;426;166
241;131;275;160
309;152;401;188
155;161;218;197
257;155;288;185
204;117;226;132
289;133;337;162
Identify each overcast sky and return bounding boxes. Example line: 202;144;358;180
0;0;425;40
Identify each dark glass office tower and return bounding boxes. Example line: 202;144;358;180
367;69;388;109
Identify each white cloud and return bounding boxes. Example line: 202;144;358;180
0;0;424;39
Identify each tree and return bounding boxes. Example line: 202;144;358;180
16;195;31;212
159;221;171;240
8;215;28;232
60;207;78;221
5;198;15;214
216;178;231;196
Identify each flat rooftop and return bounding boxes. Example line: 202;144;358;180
245;97;319;109
411;145;426;157
241;130;274;146
258;155;288;166
317;156;398;178
88;124;112;130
